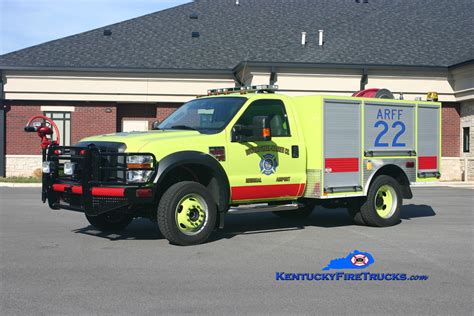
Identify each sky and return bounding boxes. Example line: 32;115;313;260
0;0;191;55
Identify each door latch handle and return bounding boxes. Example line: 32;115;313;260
292;145;299;158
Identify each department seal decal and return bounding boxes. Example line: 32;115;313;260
260;154;278;175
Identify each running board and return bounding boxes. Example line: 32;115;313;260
228;203;301;214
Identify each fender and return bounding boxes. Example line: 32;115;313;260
364;164;413;199
154;151;230;212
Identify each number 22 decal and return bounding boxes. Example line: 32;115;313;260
374;120;406;147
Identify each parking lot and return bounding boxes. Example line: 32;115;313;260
1;186;473;315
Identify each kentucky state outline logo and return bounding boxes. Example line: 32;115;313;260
260;154;278;175
322;250;374;270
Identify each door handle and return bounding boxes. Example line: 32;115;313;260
292;145;299;158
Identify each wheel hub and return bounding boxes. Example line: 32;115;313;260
175;194;208;235
374;185;396;219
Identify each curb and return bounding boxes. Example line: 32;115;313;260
411;182;474;188
0;183;42;188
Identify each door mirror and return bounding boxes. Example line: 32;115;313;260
232;116;272;142
151;120;160;130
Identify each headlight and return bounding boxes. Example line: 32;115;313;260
42;161;53;174
64;162;76;176
126;155;154;183
126;155;153;169
127;170;154;183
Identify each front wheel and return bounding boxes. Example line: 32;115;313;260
157;181;217;246
85;211;133;231
360;175;402;227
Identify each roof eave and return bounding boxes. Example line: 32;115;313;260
232;61;450;73
0;65;234;75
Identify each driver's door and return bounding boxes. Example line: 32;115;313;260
226;99;305;203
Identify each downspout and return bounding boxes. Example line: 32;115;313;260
360;67;368;90
0;71;5;177
233;71;244;87
269;67;277;85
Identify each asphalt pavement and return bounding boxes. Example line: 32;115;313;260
1;187;473;315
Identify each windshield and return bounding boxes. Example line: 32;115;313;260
158;97;246;133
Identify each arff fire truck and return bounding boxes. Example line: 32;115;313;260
25;86;441;245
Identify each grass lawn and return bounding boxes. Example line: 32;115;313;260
0;177;42;183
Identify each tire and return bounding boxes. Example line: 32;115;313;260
273;201;315;218
85;210;133;231
347;199;367;226
360;175;402;227
347;206;367;225
157;181;217;246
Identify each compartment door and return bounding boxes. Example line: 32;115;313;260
323;100;362;193
417;105;441;178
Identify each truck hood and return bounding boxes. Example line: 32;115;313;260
79;130;202;152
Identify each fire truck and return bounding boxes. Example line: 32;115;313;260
25;86;441;245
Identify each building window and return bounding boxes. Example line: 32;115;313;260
44;112;71;146
463;127;470;153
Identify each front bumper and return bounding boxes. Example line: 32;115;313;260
43;145;157;216
48;183;155;215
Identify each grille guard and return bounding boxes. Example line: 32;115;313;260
43;144;157;215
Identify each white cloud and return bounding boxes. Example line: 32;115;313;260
0;0;190;54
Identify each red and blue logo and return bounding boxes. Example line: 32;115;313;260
322;250;374;270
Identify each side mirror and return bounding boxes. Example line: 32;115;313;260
232;116;271;142
252;116;272;140
151;120;160;130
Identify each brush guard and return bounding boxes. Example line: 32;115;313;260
43;145;157;215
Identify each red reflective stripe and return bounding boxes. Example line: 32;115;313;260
52;185;124;197
52;184;68;192
418;156;437;170
91;187;125;197
71;186;83;194
231;184;304;201
325;158;359;173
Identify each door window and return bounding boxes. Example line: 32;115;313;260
236;99;290;137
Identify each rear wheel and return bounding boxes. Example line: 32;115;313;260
360;175;402;227
157;181;217;246
273;201;316;218
85;211;133;231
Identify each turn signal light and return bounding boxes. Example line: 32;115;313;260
136;188;153;198
127;163;152;169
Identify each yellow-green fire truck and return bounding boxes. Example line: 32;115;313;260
34;85;441;245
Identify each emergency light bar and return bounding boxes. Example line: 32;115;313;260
207;84;278;96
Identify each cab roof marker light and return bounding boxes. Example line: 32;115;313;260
206;85;278;96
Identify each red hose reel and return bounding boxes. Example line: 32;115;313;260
24;115;60;150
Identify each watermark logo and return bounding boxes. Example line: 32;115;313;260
275;250;429;282
323;250;374;270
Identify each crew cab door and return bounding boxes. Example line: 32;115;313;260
226;98;306;203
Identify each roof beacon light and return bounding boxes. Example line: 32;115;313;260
426;92;438;102
207;85;278;96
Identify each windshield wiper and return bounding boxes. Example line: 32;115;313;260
168;125;198;131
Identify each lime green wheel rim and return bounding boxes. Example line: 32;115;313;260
175;194;208;236
374;185;397;219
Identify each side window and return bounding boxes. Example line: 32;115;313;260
236;99;290;137
44;111;71;146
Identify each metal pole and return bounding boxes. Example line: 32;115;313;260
0;72;5;177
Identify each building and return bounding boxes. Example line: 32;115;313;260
0;0;473;179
